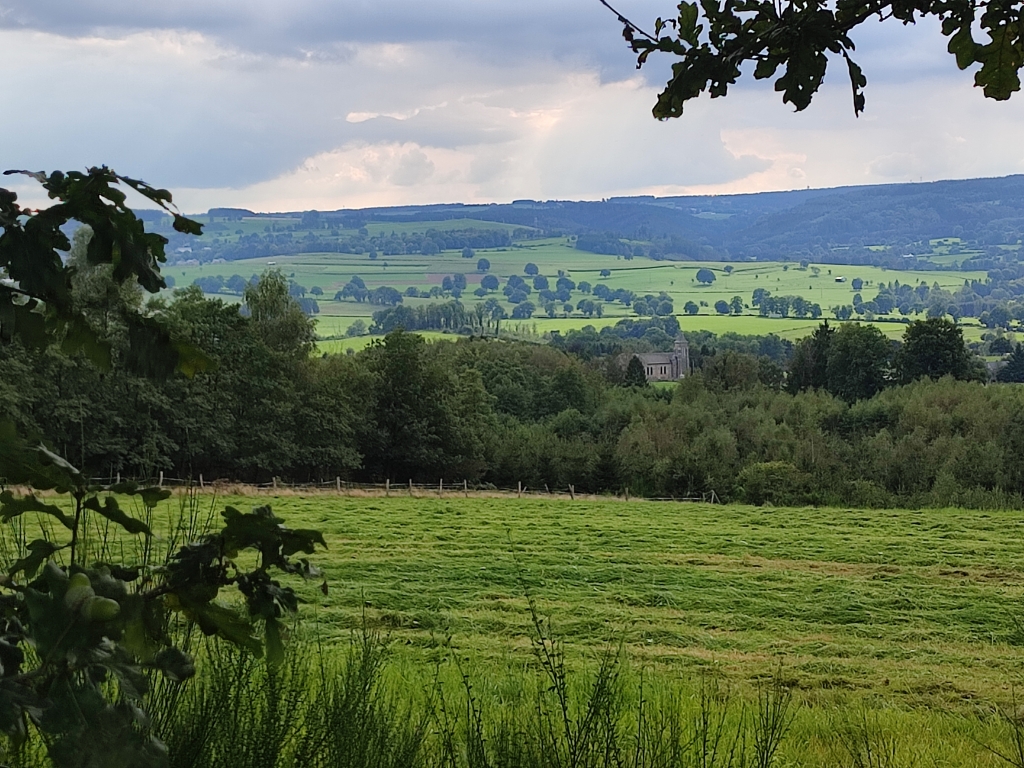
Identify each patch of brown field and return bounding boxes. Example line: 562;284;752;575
12;482;715;508
156;483;635;504
628;645;1004;701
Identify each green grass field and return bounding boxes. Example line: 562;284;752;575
167;236;987;345
133;492;1024;765
22;488;1024;764
173;494;1024;701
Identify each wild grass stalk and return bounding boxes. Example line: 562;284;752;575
831;707;915;768
979;688;1024;768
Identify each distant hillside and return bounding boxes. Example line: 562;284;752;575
312;175;1024;262
149;175;1024;269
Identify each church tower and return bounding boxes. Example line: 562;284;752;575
672;335;690;379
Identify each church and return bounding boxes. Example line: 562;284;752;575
628;336;690;382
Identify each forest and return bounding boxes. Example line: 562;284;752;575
6;255;1024;511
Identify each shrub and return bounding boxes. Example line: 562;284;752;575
738;461;808;505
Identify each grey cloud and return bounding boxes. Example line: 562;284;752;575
343;111;519;150
0;0;975;87
0;0;669;78
0;29;569;188
389;148;435;186
3;0;1016;210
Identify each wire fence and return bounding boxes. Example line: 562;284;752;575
84;473;721;505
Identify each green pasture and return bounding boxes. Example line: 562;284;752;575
171;494;1024;701
316;330;456;355
169;240;983;307
133;492;1024;765
167;236;988;344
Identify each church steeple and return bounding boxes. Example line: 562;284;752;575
673;335;690;378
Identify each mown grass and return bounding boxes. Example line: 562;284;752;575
159;495;1024;703
131;492;1024;766
15;491;1024;765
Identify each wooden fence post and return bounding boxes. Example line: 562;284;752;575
385;479;390;497
464;479;468;498
439;479;443;497
200;474;205;490
409;479;413;496
116;472;121;484
336;476;341;493
158;471;164;488
517;481;522;499
624;486;629;502
569;484;575;501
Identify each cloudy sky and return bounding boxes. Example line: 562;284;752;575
2;1;1023;213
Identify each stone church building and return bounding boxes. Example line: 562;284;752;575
629;336;691;382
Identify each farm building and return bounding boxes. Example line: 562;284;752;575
626;336;691;382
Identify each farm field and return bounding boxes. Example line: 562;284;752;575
313;315;969;354
316;330;455;354
166;238;987;343
132;490;1024;766
251;495;1024;695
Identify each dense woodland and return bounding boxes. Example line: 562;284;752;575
6;258;1024;510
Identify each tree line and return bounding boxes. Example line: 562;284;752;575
163;219;535;265
5;263;1024;509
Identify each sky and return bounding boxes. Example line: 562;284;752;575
2;1;1024;213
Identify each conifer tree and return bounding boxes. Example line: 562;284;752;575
624;355;649;387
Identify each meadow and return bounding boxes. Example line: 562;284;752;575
124;490;1024;766
166;235;987;345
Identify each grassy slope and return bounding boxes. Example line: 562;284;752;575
178;494;1024;707
14;489;1009;764
165;235;987;345
143;492;1020;765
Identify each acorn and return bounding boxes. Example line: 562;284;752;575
64;573;95;610
80;595;120;622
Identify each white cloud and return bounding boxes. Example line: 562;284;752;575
2;9;1024;213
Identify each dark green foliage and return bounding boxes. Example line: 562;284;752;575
575;233;630;256
695;268;716;285
511;301;536;319
609;0;1024;118
990;336;1014;354
0;172;326;768
361;332;491;481
998;344;1024;382
243;270;316;359
897;318;979;383
738;462;808;506
0;466;323;767
0;169;205;376
624;355;649;388
787;321;834;393
825;323;892;402
700;351;763;391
